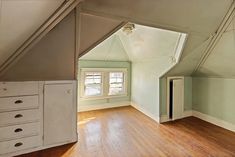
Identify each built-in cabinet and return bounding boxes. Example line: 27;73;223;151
0;81;77;157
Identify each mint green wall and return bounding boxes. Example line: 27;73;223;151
78;60;131;111
193;77;235;124
160;76;192;116
131;59;176;119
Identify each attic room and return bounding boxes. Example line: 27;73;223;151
0;0;235;157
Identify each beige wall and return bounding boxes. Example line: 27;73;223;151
0;11;76;81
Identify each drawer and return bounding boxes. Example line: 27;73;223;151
0;122;40;141
0;136;41;155
0;109;40;127
0;95;39;112
0;82;38;97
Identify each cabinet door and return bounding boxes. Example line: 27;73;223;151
44;83;75;146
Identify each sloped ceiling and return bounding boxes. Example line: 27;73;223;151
80;34;130;61
0;0;65;66
79;13;124;56
80;24;182;63
82;0;233;76
194;17;235;78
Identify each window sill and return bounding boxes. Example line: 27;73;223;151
80;94;128;101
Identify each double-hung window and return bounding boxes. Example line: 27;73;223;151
80;68;127;99
109;72;125;95
84;72;103;97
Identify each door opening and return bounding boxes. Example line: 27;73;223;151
167;77;184;121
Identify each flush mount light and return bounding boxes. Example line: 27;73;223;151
122;23;135;35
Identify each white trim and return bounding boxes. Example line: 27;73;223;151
80;68;128;99
160;110;192;123
131;102;160;123
183;110;193;118
193;110;235;132
166;76;184;120
78;101;130;112
160;115;169;123
81;68;128;72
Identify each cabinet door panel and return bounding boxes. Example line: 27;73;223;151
44;83;74;146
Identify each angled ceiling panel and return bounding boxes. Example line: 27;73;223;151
117;24;181;62
80;34;130;61
83;0;232;35
1;11;76;81
79;13;124;55
0;0;65;66
194;17;235;78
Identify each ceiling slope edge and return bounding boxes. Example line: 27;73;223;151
192;2;235;74
78;20;127;58
0;0;82;77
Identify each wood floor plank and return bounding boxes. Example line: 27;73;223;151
17;106;235;157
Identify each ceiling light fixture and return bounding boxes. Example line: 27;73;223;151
122;23;135;35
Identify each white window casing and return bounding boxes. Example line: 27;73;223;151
80;68;128;100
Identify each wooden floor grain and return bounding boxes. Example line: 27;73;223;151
17;106;235;157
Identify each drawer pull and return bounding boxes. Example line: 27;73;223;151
14;128;23;133
14;142;23;147
14;114;23;118
15;100;23;104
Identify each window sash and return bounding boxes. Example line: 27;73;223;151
80;68;127;99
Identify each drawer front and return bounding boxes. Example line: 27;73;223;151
0;122;40;141
0;136;41;155
0;109;39;126
0;95;39;112
0;82;38;97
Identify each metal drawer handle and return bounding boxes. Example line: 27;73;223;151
14;128;23;133
14;114;23;118
14;142;23;147
15;100;23;104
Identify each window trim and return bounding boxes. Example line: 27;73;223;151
80;68;128;100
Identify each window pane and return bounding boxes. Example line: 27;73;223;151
109;72;124;95
85;85;101;96
84;72;102;96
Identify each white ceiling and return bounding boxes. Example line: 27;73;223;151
0;0;64;66
80;24;182;62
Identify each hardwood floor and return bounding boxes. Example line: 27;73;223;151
17;106;235;157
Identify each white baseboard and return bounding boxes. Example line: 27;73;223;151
160;110;192;123
160;115;169;123
183;110;193;118
193;111;235;132
131;102;160;123
78;101;130;112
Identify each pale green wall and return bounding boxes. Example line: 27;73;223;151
160;76;192;116
78;60;131;111
131;59;175;119
193;77;235;124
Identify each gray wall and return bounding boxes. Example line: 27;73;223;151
1;11;76;81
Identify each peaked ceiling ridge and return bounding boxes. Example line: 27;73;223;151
0;0;82;77
193;2;235;74
105;35;130;61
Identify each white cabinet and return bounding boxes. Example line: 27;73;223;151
0;80;77;157
44;81;77;146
